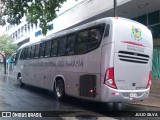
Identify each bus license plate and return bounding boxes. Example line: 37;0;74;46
130;93;137;98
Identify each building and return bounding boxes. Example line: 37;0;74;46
5;0;160;77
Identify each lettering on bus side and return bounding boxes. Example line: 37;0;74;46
127;45;145;53
28;60;84;68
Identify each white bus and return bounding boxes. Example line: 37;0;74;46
14;17;153;102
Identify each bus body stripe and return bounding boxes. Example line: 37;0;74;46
122;41;146;47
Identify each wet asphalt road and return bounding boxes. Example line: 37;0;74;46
0;74;160;120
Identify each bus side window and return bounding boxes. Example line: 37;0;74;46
75;30;88;54
15;50;20;64
87;27;102;51
20;49;24;59
57;37;67;56
66;34;75;55
26;46;31;59
39;42;45;58
51;39;58;57
24;48;28;59
31;45;35;59
34;44;40;58
44;41;52;57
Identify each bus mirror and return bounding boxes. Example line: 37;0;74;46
104;24;110;37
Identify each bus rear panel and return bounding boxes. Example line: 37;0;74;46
101;18;153;102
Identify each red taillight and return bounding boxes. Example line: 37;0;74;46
104;67;117;89
146;71;152;89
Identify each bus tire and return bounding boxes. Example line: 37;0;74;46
54;79;65;101
17;75;24;87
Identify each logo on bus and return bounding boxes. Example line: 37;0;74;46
131;26;142;41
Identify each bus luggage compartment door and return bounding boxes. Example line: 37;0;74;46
79;74;96;98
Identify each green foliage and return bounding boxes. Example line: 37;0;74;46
0;35;18;56
3;0;66;35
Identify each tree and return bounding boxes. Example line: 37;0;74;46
0;35;18;74
2;0;67;35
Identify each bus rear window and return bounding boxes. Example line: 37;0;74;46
87;27;102;51
75;24;105;54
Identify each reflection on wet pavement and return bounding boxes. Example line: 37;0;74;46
0;75;160;120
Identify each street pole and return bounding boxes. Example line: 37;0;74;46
114;0;117;17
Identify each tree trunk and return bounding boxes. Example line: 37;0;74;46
0;53;6;74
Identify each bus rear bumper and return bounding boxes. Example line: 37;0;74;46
101;85;150;103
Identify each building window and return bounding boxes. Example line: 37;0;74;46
21;27;24;37
150;24;160;39
48;23;53;30
12;33;15;39
25;24;27;32
148;11;160;25
137;15;147;26
18;29;20;39
15;31;17;39
35;30;42;37
132;18;137;21
31;23;34;30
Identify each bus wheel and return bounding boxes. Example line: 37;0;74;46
54;79;65;101
17;76;24;87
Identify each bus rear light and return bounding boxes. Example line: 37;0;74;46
146;71;152;89
104;67;117;89
111;92;119;95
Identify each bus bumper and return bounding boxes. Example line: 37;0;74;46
101;85;150;102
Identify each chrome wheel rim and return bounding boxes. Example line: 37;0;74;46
56;83;63;98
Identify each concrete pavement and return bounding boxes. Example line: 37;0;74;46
2;73;160;108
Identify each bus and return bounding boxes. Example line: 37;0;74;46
13;17;153;102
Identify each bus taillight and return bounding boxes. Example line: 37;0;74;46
146;71;152;89
104;67;117;89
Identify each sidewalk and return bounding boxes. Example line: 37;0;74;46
131;79;160;107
